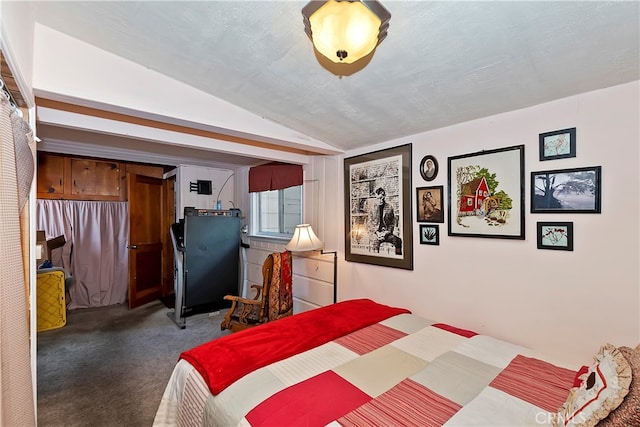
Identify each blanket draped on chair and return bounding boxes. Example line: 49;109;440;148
267;251;293;321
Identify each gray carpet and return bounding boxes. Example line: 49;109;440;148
37;300;229;427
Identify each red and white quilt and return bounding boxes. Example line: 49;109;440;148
154;299;576;426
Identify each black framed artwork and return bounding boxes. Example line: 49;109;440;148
531;166;601;213
419;155;438;181
419;224;439;245
539;127;576;161
448;145;525;239
344;144;413;270
537;222;574;251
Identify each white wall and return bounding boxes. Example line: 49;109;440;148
32;24;340;158
0;1;35;104
334;81;639;367
173;164;235;217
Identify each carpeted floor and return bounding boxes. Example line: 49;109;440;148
37;300;229;427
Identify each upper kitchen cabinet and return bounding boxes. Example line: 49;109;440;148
37;153;125;201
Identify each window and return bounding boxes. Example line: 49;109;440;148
253;185;302;238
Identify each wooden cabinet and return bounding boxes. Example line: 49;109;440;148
37;153;125;201
70;158;122;198
37;153;65;196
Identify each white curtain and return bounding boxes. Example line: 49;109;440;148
36;200;129;309
0;96;35;423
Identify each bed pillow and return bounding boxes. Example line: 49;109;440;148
598;344;640;426
553;343;632;427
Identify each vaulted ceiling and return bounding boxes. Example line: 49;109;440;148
29;1;639;167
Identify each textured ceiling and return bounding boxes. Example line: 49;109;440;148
30;1;639;156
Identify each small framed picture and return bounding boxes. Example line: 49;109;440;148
537;222;573;251
539;127;576;161
419;155;439;181
419;224;439;245
531;166;601;213
416;186;444;223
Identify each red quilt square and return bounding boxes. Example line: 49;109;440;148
338;378;462;427
335;323;407;355
490;354;576;411
246;370;371;426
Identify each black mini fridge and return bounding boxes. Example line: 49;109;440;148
169;207;241;328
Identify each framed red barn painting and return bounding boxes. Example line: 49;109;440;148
447;145;525;239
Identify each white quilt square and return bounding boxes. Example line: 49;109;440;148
444;386;553;426
411;351;501;406
334;345;428;397
453;335;524;369
379;313;435;334
267;341;358;386
392;325;466;361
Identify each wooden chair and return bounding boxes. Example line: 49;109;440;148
220;251;293;332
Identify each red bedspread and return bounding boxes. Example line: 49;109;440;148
180;299;410;395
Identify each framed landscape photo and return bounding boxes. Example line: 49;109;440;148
448;145;525;239
419;155;439;181
344;143;413;270
531;166;601;213
416;186;444;223
419;224;439;245
537;222;574;251
539;127;576;161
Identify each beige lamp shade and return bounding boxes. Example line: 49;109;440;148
286;224;324;252
302;0;391;65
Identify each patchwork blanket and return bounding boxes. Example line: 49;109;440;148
180;299;410;394
155;300;576;426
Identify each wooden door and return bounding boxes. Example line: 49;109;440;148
127;173;163;308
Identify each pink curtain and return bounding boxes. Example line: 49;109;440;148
36;200;129;309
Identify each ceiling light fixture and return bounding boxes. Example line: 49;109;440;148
302;0;391;66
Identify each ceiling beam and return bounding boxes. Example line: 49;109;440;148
36;97;327;157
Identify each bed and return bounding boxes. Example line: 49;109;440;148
153;299;638;427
